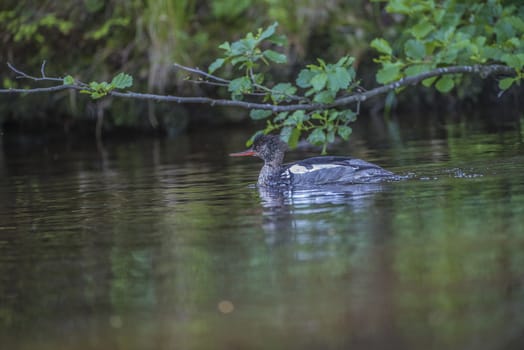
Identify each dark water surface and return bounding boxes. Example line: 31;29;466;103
1;114;524;350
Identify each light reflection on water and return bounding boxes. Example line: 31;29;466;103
1;117;524;350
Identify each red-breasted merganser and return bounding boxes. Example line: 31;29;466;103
230;134;397;187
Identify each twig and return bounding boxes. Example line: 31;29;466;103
173;63;230;84
40;60;47;78
0;85;81;94
183;79;229;88
7;62;63;82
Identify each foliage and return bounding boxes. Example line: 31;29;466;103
205;10;521;152
0;0;391;130
371;0;524;91
1;0;522;146
71;72;133;99
209;23;361;153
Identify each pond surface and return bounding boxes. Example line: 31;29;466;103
1;113;524;350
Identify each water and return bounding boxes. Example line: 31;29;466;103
1;114;524;350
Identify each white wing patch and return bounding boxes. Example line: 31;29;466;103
288;163;343;174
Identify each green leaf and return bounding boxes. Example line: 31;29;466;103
228;76;252;94
91;91;105;99
506;16;524;32
338;109;357;123
410;20;435;39
296;69;315;88
335;55;354;67
498;77;514;90
288;127;301;149
326;129;335;144
386;0;411;14
230;40;252;56
313;91;334;103
370;38;393;55
284;110;307;126
263;49;287;64
247;131;264;146
272;82;297;95
376;62;402;84
307;128;326;146
218;41;230;51
258;22;278;41
253;73;264;85
89;81;100;89
99;81;111;90
311;112;324;120
291;110;307;123
111;73;133;89
482;47;505;61
230;55;249;66
501;53;524;70
422;76;438;87
280;126;301;149
327;67;351;93
328;110;339;122
271;83;297;103
337;125;352;140
494;18;516;41
310;73;327;91
432;8;445;22
404;64;431;77
316;58;327;68
404;39;426;60
208;58;225;73
63;75;75;85
435;76;454;93
273;112;289;123
437;46;459;64
250;109;273;120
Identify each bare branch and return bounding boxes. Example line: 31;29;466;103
0;85;81;94
40;60;47;78
7;62;63;82
183;78;229;88
109;90;283;111
173;63;230;84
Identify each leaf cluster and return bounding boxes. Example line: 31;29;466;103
64;73;133;99
208;23;361;153
250;56;359;153
371;0;524;92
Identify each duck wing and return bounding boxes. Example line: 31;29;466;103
281;156;395;186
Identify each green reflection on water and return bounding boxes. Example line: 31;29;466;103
0;124;524;350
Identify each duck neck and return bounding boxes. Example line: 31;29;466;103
258;163;280;186
258;159;283;187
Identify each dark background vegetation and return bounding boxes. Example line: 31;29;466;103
1;0;522;137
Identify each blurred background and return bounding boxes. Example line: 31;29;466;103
1;0;522;139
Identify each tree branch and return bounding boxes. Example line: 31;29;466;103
0;63;515;113
1;85;81;94
8;62;63;83
327;64;515;108
173;63;230;84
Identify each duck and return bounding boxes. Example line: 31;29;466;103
230;134;397;187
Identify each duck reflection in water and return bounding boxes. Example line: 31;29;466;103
256;183;392;248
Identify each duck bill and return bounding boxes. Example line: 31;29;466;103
229;149;256;157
